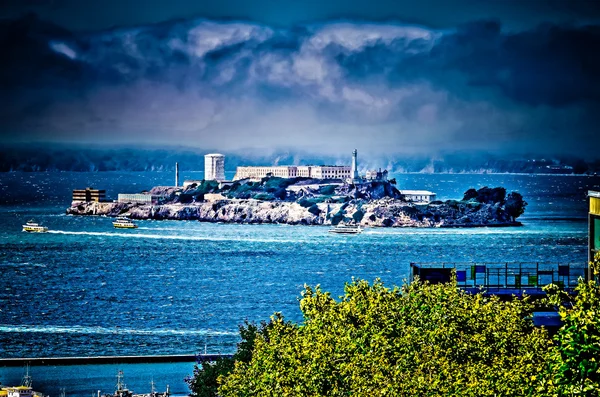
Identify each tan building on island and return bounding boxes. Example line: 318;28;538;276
72;187;106;202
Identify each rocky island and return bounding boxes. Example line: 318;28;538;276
67;178;527;227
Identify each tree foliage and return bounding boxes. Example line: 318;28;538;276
462;186;506;204
218;279;552;396
545;252;600;396
505;191;528;221
186;321;269;397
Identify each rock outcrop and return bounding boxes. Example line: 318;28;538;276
67;198;519;227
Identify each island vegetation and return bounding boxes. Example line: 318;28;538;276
187;253;600;397
68;178;528;227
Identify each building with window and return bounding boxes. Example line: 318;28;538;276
589;191;600;280
117;193;163;204
72;187;106;202
205;153;225;181
400;190;437;204
233;165;351;181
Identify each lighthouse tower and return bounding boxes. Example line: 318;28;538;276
351;149;359;182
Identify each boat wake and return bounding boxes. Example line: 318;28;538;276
0;324;238;336
46;229;311;244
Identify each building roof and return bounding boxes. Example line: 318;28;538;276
589;191;600;198
205;153;224;157
400;190;436;195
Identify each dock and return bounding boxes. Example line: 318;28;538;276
0;354;233;367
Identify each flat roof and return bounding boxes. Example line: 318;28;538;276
589;191;600;198
400;190;436;195
205;153;224;157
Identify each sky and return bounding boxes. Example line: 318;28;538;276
1;0;600;158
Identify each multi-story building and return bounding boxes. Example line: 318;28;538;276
205;153;225;181
72;187;106;202
233;165;351;181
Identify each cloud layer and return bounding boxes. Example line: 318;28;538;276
1;14;599;158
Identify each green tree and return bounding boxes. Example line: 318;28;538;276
186;321;269;397
505;191;528;221
219;279;552;396
545;252;600;396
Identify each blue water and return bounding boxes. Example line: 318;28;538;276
0;171;599;396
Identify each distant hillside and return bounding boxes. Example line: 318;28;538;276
1;144;599;174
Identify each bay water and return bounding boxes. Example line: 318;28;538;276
1;172;599;395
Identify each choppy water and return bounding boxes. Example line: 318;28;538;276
0;171;599;395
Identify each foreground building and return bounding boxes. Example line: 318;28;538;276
589;190;600;280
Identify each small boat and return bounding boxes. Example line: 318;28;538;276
22;220;48;233
328;224;362;234
113;217;138;229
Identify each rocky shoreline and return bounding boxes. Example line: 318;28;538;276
66;197;521;228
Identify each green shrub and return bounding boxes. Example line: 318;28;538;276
253;193;273;201
352;209;364;223
319;185;337;195
308;204;321;216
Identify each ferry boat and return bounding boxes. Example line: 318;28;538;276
22;220;48;233
112;217;138;229
328;224;362;234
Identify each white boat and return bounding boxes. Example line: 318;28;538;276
113;217;138;229
22;220;48;233
328;224;362;234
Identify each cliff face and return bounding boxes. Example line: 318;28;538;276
67;198;518;227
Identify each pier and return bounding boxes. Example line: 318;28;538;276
0;354;233;367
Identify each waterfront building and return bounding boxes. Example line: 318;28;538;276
72;187;106;202
117;193;163;205
401;190;437;204
589;190;600;280
205;154;225;181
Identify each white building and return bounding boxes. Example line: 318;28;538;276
205;153;225;181
401;190;437;204
118;193;163;204
233;165;351;181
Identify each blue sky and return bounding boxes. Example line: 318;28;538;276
1;0;599;158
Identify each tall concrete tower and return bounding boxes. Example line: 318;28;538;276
351;149;359;180
204;153;225;181
175;162;179;187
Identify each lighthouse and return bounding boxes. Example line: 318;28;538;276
351;149;359;181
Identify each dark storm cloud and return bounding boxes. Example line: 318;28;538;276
1;13;599;158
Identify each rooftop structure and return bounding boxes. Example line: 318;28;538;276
72;187;106;203
205;154;225;181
